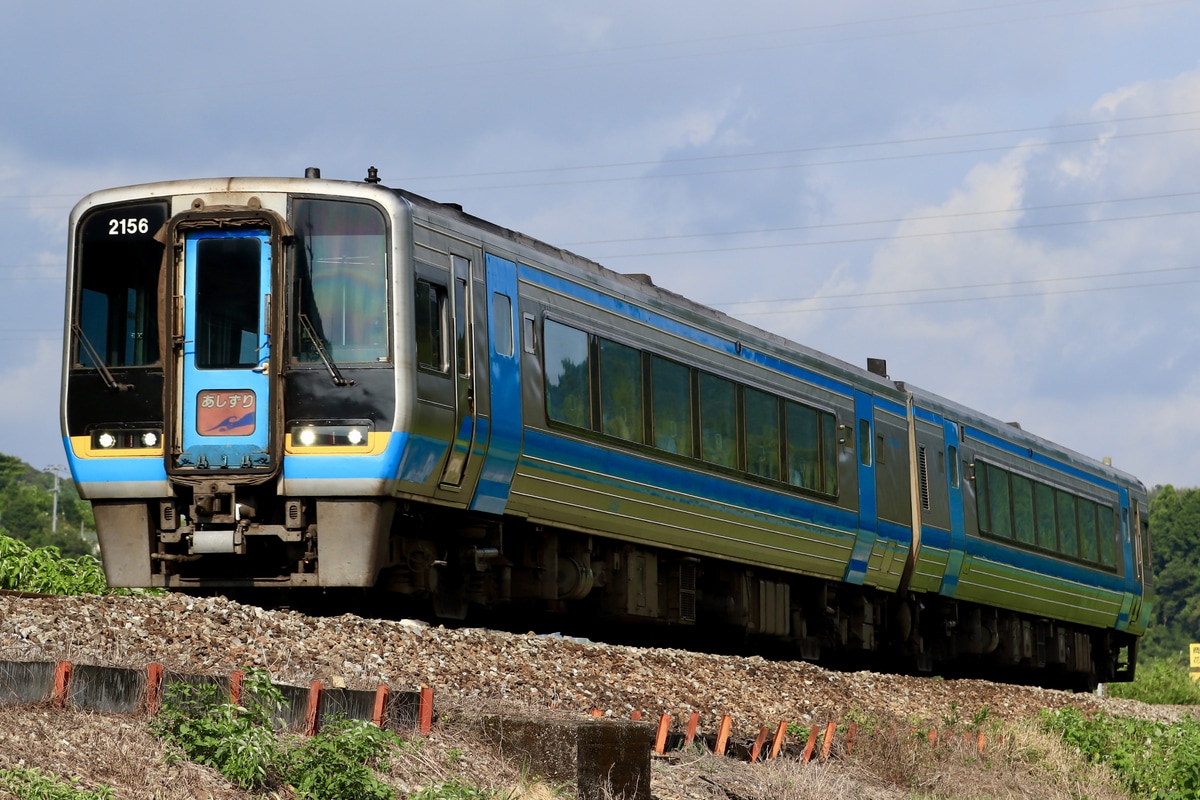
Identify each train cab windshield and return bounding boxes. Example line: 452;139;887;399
291;198;389;365
73;201;169;368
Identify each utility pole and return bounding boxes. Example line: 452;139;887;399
45;465;66;534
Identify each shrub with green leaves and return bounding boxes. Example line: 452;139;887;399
151;670;405;798
0;533;109;595
1041;707;1200;799
281;717;400;800
0;767;114;800
1106;657;1200;706
150;670;282;790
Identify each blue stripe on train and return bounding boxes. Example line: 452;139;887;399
519;264;858;399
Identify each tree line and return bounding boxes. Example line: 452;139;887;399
0;453;95;558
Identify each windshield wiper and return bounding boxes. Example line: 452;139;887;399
71;323;133;391
298;313;355;387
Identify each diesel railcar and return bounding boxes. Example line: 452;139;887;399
61;169;1153;686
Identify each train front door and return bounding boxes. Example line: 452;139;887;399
174;228;274;472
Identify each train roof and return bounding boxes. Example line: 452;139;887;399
76;174;1141;487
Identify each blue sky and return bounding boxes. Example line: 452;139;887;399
2;0;1199;488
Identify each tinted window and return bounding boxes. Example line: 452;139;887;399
821;412;838;495
745;389;780;480
194;237;262;369
651;356;691;455
493;293;513;357
1098;506;1116;566
599;338;642;443
786;402;820;490
1078;500;1099;562
292;199;388;363
1057;491;1079;557
75;202;167;367
544;320;590;428
414;279;446;371
1035;482;1057;550
986;463;1012;538
1010;474;1035;545
699;373;737;468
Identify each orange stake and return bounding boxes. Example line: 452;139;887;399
714;715;732;756
821;721;836;759
749;725;769;762
146;663;164;715
631;710;643;721
683;712;700;747
418;686;434;735
229;670;245;705
654;713;671;755
52;661;72;709
768;720;788;760
304;680;322;736
801;725;818;764
371;684;389;727
845;721;857;755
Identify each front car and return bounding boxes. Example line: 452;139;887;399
61;173;408;589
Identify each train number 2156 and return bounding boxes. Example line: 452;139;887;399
108;217;150;235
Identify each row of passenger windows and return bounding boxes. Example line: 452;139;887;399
976;461;1117;568
543;319;840;495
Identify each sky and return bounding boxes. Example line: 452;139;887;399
2;0;1199;489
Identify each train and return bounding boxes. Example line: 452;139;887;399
60;168;1153;687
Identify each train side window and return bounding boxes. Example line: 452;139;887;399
1078;500;1099;563
985;463;1012;539
699;373;737;469
1141;516;1151;571
1056;490;1079;558
492;293;513;357
785;401;819;490
598;338;643;443
1098;505;1116;566
1010;473;1035;545
857;420;872;467
744;388;781;481
948;446;959;488
976;464;991;533
522;313;537;355
650;355;692;455
1034;482;1057;550
414;280;447;372
454;276;469;376
821;412;838;495
544;320;591;428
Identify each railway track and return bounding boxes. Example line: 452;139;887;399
1;591;1181;733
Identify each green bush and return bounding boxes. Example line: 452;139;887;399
0;533;109;595
0;767;114;800
1041;707;1200;799
1107;657;1200;706
151;670;405;798
150;670;282;790
281;717;400;800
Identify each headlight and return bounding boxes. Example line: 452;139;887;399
90;427;163;451
289;422;372;448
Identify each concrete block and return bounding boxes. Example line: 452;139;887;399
0;660;55;704
480;713;652;800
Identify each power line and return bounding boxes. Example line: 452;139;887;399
592;207;1200;260
734;275;1200;315
714;264;1200;310
565;189;1200;247
401;108;1200;185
